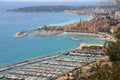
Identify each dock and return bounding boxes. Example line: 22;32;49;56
0;44;104;80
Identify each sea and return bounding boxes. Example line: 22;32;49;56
0;1;106;66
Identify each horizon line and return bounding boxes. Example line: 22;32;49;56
1;0;109;2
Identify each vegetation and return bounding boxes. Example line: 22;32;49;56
70;69;83;78
88;26;120;80
106;26;120;62
106;41;120;62
87;62;120;80
114;26;120;40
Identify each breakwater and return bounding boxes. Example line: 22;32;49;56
14;26;64;38
0;52;65;72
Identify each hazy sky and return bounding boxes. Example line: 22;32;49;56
1;0;105;2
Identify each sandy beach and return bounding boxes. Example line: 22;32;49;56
63;32;99;37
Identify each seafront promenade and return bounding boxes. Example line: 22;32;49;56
0;43;104;80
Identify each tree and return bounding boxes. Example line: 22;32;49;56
88;63;120;80
114;26;120;40
106;41;120;62
106;26;120;62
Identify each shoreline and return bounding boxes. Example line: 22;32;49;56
14;14;93;38
63;32;111;41
48;14;93;26
63;32;99;37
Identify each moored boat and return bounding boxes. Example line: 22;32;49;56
70;37;80;41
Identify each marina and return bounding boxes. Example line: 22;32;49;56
0;46;104;80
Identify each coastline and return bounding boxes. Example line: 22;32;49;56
0;11;102;65
63;32;112;41
48;14;92;26
5;15;106;80
63;32;99;37
13;14;93;38
1;0;119;79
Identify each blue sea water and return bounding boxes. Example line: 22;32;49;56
0;1;105;66
0;1;106;9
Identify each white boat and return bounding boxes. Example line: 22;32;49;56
70;37;80;41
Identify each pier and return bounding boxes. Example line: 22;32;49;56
14;32;28;38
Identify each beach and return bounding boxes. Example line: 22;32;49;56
63;32;99;37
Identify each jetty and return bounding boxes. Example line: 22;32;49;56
14;26;64;38
76;43;103;50
14;32;27;38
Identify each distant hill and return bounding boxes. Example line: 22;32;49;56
7;0;120;12
100;0;120;10
7;6;89;12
